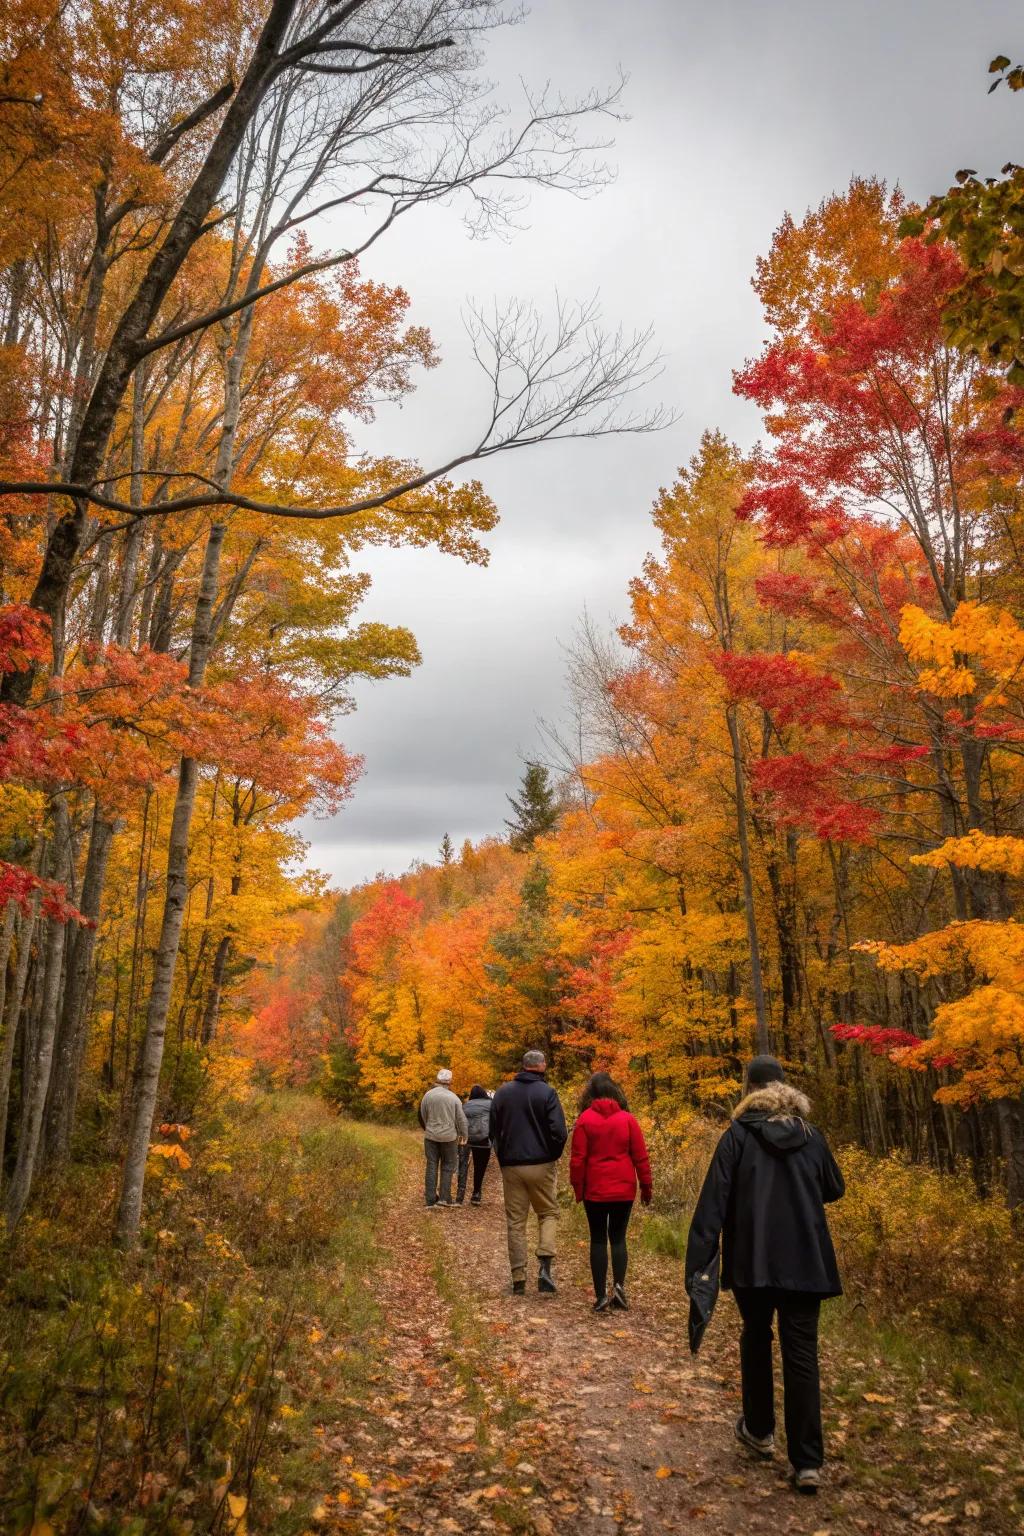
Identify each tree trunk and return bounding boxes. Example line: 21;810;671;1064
0;898;34;1173
42;809;115;1165
5;907;67;1228
115;524;227;1243
200;934;232;1044
726;705;770;1054
996;1095;1024;1212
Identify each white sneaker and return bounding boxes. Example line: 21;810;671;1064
793;1467;820;1495
735;1416;775;1458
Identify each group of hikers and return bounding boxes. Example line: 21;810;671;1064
419;1049;846;1496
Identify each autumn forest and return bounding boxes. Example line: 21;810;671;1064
2;3;1024;1534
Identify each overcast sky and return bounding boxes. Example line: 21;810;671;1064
300;0;1024;891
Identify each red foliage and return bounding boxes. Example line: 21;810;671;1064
0;861;87;924
830;1023;922;1055
752;752;880;844
715;650;850;729
0;604;50;673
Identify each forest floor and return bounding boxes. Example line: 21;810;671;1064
300;1127;1024;1536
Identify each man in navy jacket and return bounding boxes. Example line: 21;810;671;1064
491;1050;567;1295
686;1055;845;1496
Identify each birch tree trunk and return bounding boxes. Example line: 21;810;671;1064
115;523;226;1243
5;905;67;1228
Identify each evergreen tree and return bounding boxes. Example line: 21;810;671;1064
505;762;560;851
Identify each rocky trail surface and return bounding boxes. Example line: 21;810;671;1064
304;1133;1023;1536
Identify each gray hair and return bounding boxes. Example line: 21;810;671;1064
522;1049;547;1071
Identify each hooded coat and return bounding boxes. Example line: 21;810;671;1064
569;1099;653;1203
685;1082;845;1297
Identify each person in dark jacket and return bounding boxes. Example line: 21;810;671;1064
685;1055;845;1496
456;1085;493;1205
491;1050;568;1295
570;1072;653;1312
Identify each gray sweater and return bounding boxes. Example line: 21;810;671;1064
419;1085;468;1143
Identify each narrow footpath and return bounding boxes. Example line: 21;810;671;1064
307;1133;1023;1536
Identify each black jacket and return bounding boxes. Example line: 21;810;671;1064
685;1082;845;1297
491;1071;567;1167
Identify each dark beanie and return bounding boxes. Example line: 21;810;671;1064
746;1054;785;1087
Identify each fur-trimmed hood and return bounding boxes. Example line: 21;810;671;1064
732;1081;812;1153
732;1082;811;1121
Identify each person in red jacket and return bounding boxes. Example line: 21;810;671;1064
570;1072;653;1312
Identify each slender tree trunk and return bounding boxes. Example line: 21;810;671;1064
5;906;67;1228
114;365;148;647
726;705;770;1053
200;934;232;1044
42;809;115;1165
996;1096;1024;1212
0;857;43;1178
115;524;227;1243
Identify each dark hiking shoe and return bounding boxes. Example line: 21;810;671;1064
512;1279;527;1296
470;1194;482;1205
611;1283;629;1311
593;1294;613;1313
793;1468;820;1496
735;1416;775;1459
538;1258;557;1294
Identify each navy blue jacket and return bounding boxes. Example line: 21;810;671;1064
491;1071;567;1167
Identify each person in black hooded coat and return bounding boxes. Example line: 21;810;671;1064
685;1056;845;1495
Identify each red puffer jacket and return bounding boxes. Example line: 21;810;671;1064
570;1099;653;1203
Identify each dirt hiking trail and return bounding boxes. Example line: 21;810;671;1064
304;1133;1023;1536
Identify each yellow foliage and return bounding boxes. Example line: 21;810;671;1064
900;599;1024;695
911;829;1024;877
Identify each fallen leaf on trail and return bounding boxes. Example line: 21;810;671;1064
862;1392;895;1404
655;1466;674;1479
350;1471;371;1489
964;1503;982;1518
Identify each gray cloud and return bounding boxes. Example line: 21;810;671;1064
302;0;1023;889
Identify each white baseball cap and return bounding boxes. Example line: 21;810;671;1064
436;1068;453;1083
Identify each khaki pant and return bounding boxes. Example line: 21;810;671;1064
500;1161;559;1281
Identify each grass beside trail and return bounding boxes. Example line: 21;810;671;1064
0;1095;397;1535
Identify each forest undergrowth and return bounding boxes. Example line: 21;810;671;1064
3;1095;1023;1534
0;1096;397;1536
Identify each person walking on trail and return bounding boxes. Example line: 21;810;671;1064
419;1068;468;1208
685;1055;845;1497
569;1072;652;1313
456;1085;493;1205
491;1050;567;1295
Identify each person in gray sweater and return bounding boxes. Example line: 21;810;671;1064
419;1068;468;1207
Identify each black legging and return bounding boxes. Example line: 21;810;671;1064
584;1199;634;1297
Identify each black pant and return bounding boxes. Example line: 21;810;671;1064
584;1199;633;1297
424;1138;458;1205
733;1287;823;1471
457;1144;491;1201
